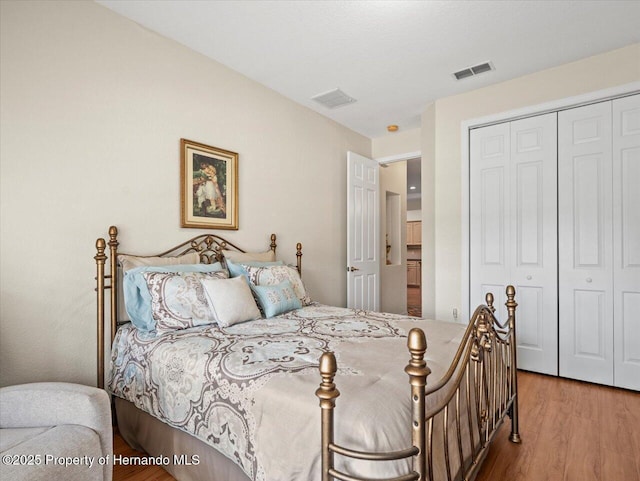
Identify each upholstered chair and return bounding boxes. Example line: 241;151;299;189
0;382;112;481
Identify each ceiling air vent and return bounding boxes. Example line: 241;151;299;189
311;88;357;109
453;62;494;80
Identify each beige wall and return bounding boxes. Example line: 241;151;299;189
379;162;407;314
427;43;640;322
420;104;436;318
372;128;421;159
0;1;370;387
406;208;421;221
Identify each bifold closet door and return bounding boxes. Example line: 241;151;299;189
559;101;614;385
470;113;558;375
613;94;640;391
470;122;510;315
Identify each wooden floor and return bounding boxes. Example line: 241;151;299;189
407;285;421;316
113;371;640;481
113;431;175;481
476;371;640;481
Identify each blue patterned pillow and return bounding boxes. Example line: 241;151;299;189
250;280;302;318
123;263;226;331
243;264;311;305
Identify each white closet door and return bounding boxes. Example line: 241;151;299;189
612;94;640;391
470;115;557;375
559;101;614;385
509;113;558;375
470;123;510;318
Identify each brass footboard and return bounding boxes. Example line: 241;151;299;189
316;286;520;481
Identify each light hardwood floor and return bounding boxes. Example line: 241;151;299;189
113;432;175;481
407;285;421;316
113;372;640;481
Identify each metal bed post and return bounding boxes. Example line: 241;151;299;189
94;238;107;389
405;328;430;480
506;286;521;443
108;226;119;344
296;243;303;276
316;352;339;481
269;233;277;255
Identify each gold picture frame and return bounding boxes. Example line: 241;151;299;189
180;138;238;230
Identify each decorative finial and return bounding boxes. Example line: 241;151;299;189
94;238;107;263
108;226;119;250
407;328;426;354
405;328;431;385
316;352;340;407
506;285;517;325
486;292;495;313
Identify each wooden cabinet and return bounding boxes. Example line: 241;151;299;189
407;260;421;286
406;221;422;245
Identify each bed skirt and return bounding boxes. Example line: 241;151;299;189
115;397;251;481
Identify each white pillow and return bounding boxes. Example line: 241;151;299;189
200;276;261;327
222;249;276;263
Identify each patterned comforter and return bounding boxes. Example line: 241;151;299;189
109;304;466;481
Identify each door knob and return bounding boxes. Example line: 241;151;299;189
586;277;592;283
526;275;532;280
347;266;360;272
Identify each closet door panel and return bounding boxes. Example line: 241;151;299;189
510;113;558;375
470;123;510;317
559;101;614;385
613;94;640;390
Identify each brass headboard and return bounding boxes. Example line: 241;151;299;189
94;225;303;389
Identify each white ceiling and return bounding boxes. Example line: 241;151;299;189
96;0;640;139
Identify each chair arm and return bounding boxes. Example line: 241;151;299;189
0;382;112;461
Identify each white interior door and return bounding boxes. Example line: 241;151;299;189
347;151;380;311
509;113;558;376
559;101;614;385
612;94;640;391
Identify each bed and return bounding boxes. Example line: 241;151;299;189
94;226;521;481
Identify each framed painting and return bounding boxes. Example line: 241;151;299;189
180;138;238;229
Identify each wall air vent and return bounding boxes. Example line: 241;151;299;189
453;62;494;80
311;88;357;109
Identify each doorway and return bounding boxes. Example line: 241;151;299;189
406;158;422;316
375;150;423;316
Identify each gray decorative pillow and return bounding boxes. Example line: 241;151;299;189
143;270;228;334
242;264;311;306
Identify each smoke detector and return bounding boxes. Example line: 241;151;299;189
453;61;494;80
311;88;357;109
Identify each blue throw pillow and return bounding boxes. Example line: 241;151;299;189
123;262;225;331
226;259;284;278
250;280;302;318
